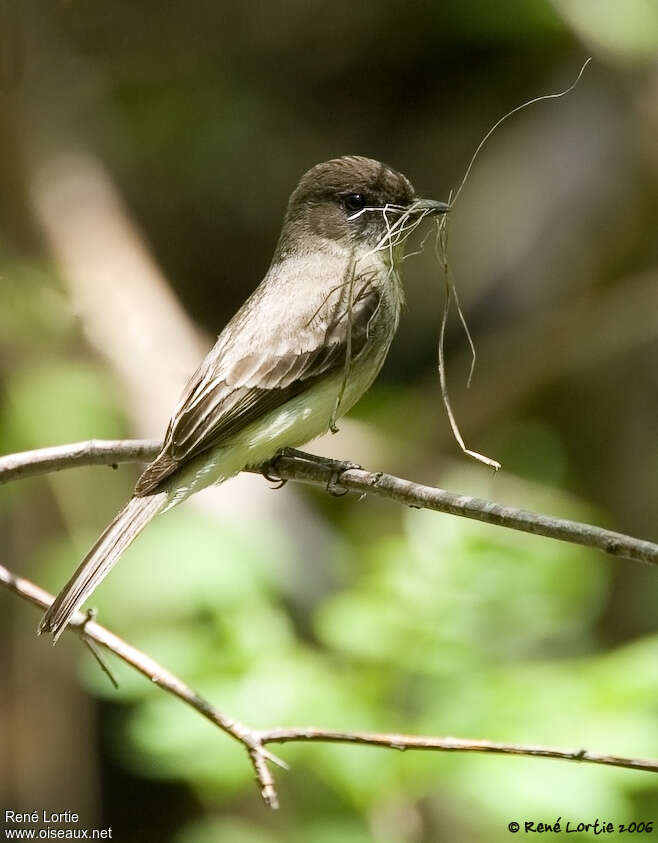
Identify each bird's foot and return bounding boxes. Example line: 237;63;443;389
325;460;361;497
260;447;305;489
260;456;288;489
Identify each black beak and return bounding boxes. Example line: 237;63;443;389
410;198;451;215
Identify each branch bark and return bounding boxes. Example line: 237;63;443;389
0;562;279;808
2;560;656;813
1;439;656;565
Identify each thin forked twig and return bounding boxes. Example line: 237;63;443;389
347;195;493;470
450;58;592;208
2;560;657;814
436;214;501;471
437;189;477;388
431;58;593;470
260;728;658;775
0;562;283;809
329;201;433;430
330;257;358;432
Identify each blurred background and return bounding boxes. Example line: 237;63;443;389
1;1;657;840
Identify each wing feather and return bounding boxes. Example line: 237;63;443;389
134;274;380;496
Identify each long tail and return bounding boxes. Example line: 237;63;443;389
38;492;167;643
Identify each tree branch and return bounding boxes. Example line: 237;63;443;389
0;439;656;566
1;561;656;812
0;439;159;483
0;561;282;807
258;728;658;774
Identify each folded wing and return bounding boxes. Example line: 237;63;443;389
134;273;380;495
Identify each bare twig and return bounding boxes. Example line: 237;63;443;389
0;562;282;808
271;452;658;566
0;439;159;484
1;561;656;813
259;728;658;775
0;439;656;566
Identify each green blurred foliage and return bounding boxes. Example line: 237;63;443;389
552;0;658;63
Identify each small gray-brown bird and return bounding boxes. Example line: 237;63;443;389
39;155;448;641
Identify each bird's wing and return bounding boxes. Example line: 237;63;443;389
134;271;380;495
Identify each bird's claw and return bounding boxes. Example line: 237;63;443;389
82;608;98;628
326;460;361;496
260;454;288;489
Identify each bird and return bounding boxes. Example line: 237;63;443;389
39;155;449;641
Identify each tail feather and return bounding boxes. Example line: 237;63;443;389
39;493;167;642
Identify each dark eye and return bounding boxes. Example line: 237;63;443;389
344;193;368;213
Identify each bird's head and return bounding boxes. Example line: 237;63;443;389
277;155;449;260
